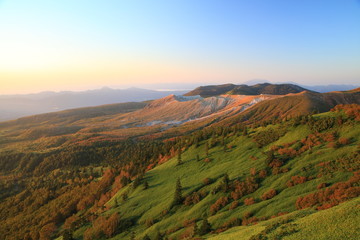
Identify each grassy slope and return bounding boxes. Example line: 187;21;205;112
74;118;360;240
209;196;360;240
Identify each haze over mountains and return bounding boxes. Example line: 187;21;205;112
0;83;358;122
1;84;359;147
0;87;186;121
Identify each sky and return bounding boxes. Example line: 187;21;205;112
0;0;359;94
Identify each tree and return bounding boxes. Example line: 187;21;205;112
122;193;128;201
177;148;182;166
130;231;136;240
143;181;149;190
39;222;57;240
205;142;209;157
222;173;230;192
172;178;183;206
62;229;73;240
198;218;211;235
143;234;151;240
114;197;118;207
132;177;142;189
242;127;248;136
154;231;163;240
192;222;198;237
196;154;200;161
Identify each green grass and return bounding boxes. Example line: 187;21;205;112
210;196;360;240
88;121;359;239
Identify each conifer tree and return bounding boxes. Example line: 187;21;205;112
154;231;163;240
192;222;198;237
177;148;182;166
130;232;136;240
205;142;209;157
62;230;73;240
198;218;211;236
242;127;248;136
143;234;151;240
222;173;230;192
143;181;149;190
172;178;183;206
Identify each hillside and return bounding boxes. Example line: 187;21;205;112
184;83;310;97
0;87;359;240
0;102;359;240
216;90;360;125
70;108;359;240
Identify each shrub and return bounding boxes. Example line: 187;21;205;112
261;189;277;200
244;197;255;206
229;201;239;210
210;196;229;215
296;172;360;210
203;178;212;185
286;175;307;187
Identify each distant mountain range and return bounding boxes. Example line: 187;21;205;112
0;83;358;122
0;87;186;121
242;79;359;93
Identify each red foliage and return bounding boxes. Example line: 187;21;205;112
204;158;211;163
286;175;307;187
203;178;212;185
184;192;201;206
250;168;257;176
317;183;327;189
229;201;239;210
296;172;360;210
84;212;120;240
331;104;360;121
244;197;255;206
210;196;229;215
338;137;350;145
39;222;56;240
259;169;267;178
230;177;259;200
261;189;277;200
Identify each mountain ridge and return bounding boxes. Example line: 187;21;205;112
184;83;312;97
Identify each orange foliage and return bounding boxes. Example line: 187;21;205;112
331;104;360;121
210;196;229;215
39;222;56;240
229;201;239;210
244;197;255;206
296;172;360;210
261;189;277;200
286;175;307;187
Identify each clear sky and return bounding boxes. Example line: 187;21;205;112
0;0;359;94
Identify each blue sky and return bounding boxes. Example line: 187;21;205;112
0;0;359;93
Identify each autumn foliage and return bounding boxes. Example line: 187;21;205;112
261;189;277;200
296;172;360;210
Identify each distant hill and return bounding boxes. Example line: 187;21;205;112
185;83;310;97
0;87;186;121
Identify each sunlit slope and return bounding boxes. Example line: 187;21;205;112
87;115;360;240
210;196;360;240
217;90;360;125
